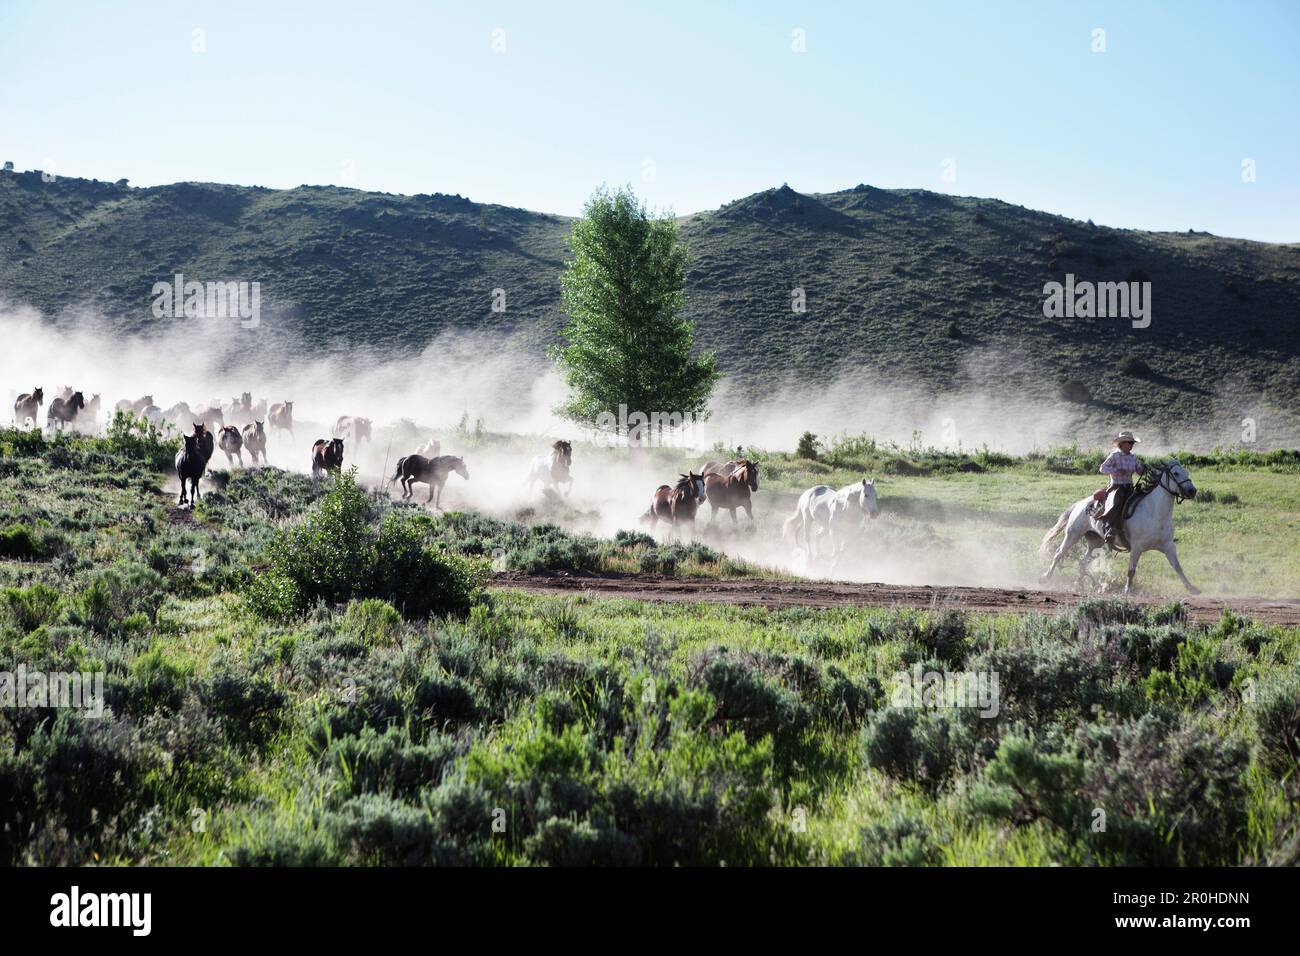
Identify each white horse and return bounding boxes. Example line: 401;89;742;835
782;479;879;560
527;440;573;496
1040;459;1199;594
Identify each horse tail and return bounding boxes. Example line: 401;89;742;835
388;456;407;486
1039;506;1072;557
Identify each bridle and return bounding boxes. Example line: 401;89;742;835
1150;464;1195;503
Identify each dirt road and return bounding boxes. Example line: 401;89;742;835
493;572;1300;626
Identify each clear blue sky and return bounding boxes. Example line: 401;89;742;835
2;0;1297;240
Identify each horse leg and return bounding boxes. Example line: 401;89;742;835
1043;523;1083;580
1162;544;1200;595
728;507;737;526
743;501;754;525
1123;551;1141;594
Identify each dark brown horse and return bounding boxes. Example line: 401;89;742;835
175;433;206;506
14;387;43;427
47;391;85;433
242;420;267;465
648;472;707;536
389;454;469;508
312;438;345;477
702;459;760;525
218;425;244;467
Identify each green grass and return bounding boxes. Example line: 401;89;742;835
1;427;1298;866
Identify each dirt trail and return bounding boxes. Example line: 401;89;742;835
493;572;1300;626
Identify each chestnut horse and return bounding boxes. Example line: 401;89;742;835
647;472;707;537
701;459;759;525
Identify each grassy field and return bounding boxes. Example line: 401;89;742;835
1;424;1298;866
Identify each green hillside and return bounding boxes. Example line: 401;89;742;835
2;168;1298;431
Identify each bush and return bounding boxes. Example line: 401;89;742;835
246;469;485;620
1252;678;1300;776
1059;380;1092;404
796;431;820;460
1118;356;1152;378
861;707;967;793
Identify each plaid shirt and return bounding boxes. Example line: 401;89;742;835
1100;450;1144;486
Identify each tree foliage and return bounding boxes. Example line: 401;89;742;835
551;186;717;440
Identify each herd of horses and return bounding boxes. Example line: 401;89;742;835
10;384;1203;592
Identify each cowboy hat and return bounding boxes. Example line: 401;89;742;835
1112;430;1141;446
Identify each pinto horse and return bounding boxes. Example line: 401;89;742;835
702;459;759;525
312;438;345;477
14;387;43;427
647;472;707;537
527;440;573;496
389;454;469;508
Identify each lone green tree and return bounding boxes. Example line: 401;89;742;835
551;186;717;444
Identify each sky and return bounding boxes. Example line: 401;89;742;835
2;0;1298;241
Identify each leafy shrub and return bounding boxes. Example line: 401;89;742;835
105;411;175;471
861;707;968;793
1059;380;1092;404
524;817;641;866
848;811;943;866
612;529;656;549
328;725;463;798
796;431;820;460
1119;356;1152;378
246;470;485;620
1252;678;1300;776
0;583;64;634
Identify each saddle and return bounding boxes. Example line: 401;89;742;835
1087;482;1151;552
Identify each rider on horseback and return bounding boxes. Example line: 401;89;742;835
1098;430;1145;547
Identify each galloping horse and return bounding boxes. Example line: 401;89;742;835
389;454;469;508
647;473;707;537
527;440;573;496
192;422;215;463
335;416;372;446
47;391;85;432
218;425;244;467
268;401;295;440
783;479;879;560
175;433;206;506
1040;459;1200;593
242;420;267;465
312;438;345;477
14;387;43;427
701;459;760;525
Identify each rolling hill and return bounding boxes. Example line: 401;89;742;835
2;167;1298;436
